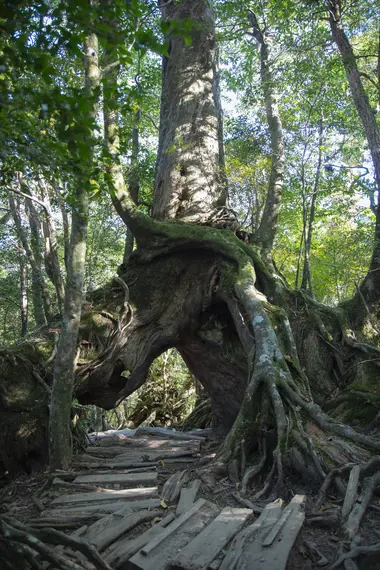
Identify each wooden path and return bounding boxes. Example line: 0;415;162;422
27;428;305;569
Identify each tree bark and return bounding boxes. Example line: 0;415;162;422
8;190;48;327
48;30;99;470
17;243;28;337
328;1;380;318
38;180;65;314
301;118;324;296
153;0;227;222
24;195;54;321
249;13;285;256
123;106;140;264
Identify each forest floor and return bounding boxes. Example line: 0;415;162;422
1;427;380;569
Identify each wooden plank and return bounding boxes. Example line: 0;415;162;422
171;507;252;570
232;495;305;570
162;470;189;504
141;500;207;556
112;450;197;462
83;508;163;552
85;445;198;458
219;499;284;570
176;480;201;517
92;439;201;451
74;459;161;469
127;499;220;570
134;428;205;441
42;498;161;517
104;513;175;569
51;486;158;506
73;472;157;487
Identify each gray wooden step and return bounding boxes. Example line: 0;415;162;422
176;479;201;517
127;499;220;570
51;486;158;506
73;472;157;487
104;513;176;569
219;495;305;570
82;507;163;552
91;439;201;451
42;498;162;517
171;506;252;569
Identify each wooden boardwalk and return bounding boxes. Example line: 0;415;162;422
28;428;305;569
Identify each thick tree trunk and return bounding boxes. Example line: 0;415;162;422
153;0;227;222
48;31;98;470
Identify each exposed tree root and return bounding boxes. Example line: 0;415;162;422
0;515;112;570
327;541;380;570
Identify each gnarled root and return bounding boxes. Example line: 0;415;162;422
0;516;112;570
219;263;380;509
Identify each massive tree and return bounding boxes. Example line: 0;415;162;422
73;0;380;503
1;0;380;516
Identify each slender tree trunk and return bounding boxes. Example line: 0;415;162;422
54;184;70;272
301;118;324;296
17;244;28;336
25;196;54;321
153;0;227;222
123;105;140;264
328;1;380;315
8;191;48;327
249;13;285;256
48;31;99;470
38;180;65;314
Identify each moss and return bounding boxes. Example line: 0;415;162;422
35;341;55;361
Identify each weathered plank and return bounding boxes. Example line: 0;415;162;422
51;486;158;506
127;499;220;570
219;499;284;570
104;513;176;569
42;498;162;517
73;472;157;487
222;495;305;570
171;507;252;570
85;445;198;458
161;470;189;504
112;450;197;462
134;428;206;441
92;439;201;451
176;479;201;517
83;508;163;552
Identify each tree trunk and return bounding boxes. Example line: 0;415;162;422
8;190;48;327
249;13;285;257
123;106;140;264
153;0;227;222
24;195;54;321
48;31;99;470
38;180;65;314
300;118;324;296
17;243;28;337
328;1;380;321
